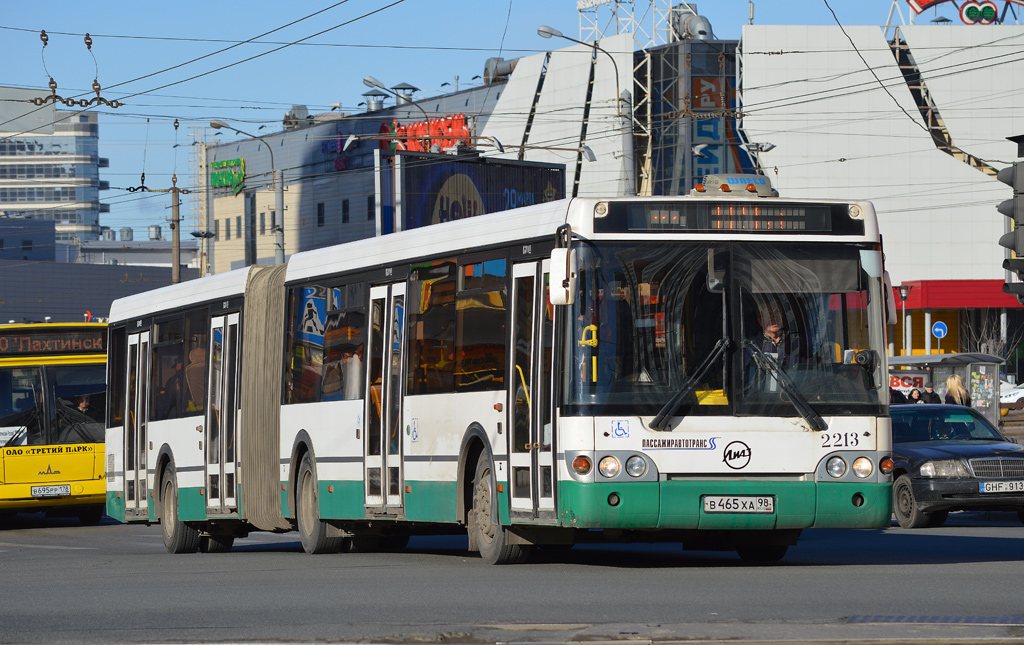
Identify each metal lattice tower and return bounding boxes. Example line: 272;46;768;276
187;126;209;233
577;0;672;48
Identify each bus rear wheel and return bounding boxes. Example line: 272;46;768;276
471;457;529;565
161;467;200;554
296;453;343;554
199;534;235;553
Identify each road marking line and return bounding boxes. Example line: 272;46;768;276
0;542;96;550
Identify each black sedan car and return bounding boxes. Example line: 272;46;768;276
891;404;1024;528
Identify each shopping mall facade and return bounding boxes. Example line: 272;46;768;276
201;3;1024;375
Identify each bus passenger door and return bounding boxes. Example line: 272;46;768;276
206;313;240;514
364;283;406;514
509;262;555;519
124;330;150;518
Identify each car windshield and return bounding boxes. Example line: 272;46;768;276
892;408;1004;442
564;241;887;417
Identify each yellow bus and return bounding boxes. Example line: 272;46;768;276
0;323;107;524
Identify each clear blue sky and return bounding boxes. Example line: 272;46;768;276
0;0;947;234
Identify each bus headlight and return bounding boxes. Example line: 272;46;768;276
852;457;873;478
826;456;847;478
599;456;621;478
625;455;647;478
572;455;592;475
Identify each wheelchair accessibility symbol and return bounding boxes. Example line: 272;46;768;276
611;420;629;438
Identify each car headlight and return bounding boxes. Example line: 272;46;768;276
919;459;969;478
625;455;647;478
598;456;621;478
826;456;847;478
852;457;873;478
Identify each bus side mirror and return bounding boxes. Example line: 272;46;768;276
883;270;897;326
550;248;577;305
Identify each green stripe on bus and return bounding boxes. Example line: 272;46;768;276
106;491;125;522
814;481;892;528
403;480;458;523
317;480;364;519
178;487;207;521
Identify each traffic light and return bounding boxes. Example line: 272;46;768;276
998;160;1024;301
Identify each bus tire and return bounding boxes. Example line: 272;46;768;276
199;534;235;553
471;457;529;565
161;467;200;554
296;452;342;554
78;506;103;525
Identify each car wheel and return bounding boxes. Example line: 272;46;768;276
892;474;929;529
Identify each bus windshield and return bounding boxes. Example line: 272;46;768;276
565;241;886;418
0;364;106;446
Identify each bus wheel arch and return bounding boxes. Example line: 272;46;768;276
160;460;200;553
287;430;314;521
153;445;176;522
457;423;491;537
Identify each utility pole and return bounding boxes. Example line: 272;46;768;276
126;173;191;284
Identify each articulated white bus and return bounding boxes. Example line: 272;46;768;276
106;174;895;562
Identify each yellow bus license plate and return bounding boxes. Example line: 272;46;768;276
31;485;71;498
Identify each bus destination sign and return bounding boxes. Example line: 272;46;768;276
0;328;106;357
596;202;864;236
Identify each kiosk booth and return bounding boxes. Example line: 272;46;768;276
888;353;1003;426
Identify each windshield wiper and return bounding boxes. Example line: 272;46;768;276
4;426;26;448
650;336;731;431
743;340;828;431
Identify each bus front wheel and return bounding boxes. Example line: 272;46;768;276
161;467;200;554
296;453;343;554
471;457;529;565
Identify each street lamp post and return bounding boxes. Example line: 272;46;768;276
898;284;913;356
537;25;623;118
210;119;285;264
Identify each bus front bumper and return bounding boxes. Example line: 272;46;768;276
0;479;106;511
557;479;892;530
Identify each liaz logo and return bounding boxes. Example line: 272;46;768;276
38;464;61;475
722;441;751;469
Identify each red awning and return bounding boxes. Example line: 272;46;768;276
892;280;1023;310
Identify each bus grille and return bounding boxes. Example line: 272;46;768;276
970;458;1024;478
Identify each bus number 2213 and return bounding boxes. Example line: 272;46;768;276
821;432;859;448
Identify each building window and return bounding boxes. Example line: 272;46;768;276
271;211;276;229
342;199;349;224
260;212;265;235
367;195;374;221
317;202;325;228
225;219;231;240
214;220;220;240
236;215;242;238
